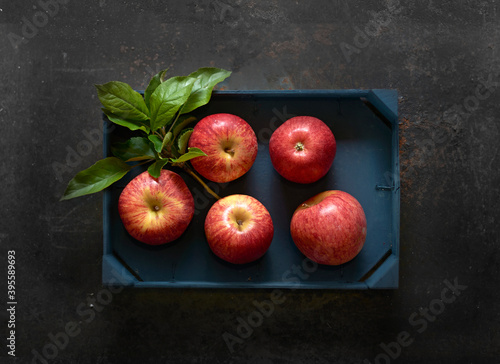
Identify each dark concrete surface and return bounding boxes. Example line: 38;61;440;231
1;1;500;363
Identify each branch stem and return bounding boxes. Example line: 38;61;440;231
181;164;221;200
131;159;154;168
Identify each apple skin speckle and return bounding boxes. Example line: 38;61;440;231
204;194;274;264
118;170;194;245
290;190;367;266
269;116;336;184
189;113;258;183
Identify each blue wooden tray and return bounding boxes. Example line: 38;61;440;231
102;89;400;289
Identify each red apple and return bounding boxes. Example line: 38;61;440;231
204;194;274;264
290;190;367;265
188;113;258;183
118;169;194;245
269;116;336;184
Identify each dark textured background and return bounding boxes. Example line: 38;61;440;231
1;1;499;363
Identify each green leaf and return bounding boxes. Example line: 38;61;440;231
60;157;132;201
149;76;195;131
180;68;231;114
160;131;173;153
103;108;150;133
147;158;169;178
176;128;193;155
172;115;197;139
111;137;156;162
144;69;168;108
170;133;180;159
170;147;207;163
148;135;163;154
95;81;149;121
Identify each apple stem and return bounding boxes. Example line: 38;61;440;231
182;165;221;200
224;148;235;157
295;142;304;151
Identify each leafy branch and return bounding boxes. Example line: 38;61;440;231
60;67;231;201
